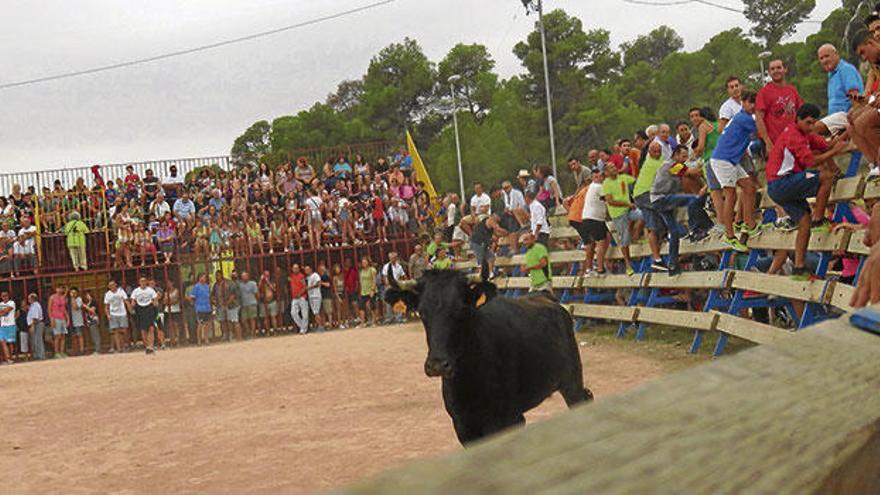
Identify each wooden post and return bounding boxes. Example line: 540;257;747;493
336;310;880;495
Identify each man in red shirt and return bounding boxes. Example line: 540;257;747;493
288;264;309;334
765;104;846;280
757;59;804;154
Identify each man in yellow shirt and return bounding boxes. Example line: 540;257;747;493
602;164;640;275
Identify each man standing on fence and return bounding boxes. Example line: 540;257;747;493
63;211;89;271
289;264;309;334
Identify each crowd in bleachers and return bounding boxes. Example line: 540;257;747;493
6;15;880;364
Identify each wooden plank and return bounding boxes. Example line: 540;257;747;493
847;230;871;256
646;271;729;289
746;229;849;252
635;306;717;330
730;271;828;303
339;311;880;495
567;303;636;322
580;274;642;289
828;282;855;313
759;176;864;209
552;276;579;290
863;179;880;200
712;310;793;345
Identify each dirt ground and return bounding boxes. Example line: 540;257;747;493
0;323;694;494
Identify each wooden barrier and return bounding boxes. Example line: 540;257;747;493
336;310;880;495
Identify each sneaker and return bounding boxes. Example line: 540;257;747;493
774;216;797;232
791;267;811;282
810;219;831;234
584;269;605;278
723;236;749;253
668;265;682;276
53;353;62;359
868;165;880;181
108;348;116;354
625;265;635;276
741;222;765;237
650;259;669;272
339;324;347;329
145;347;154;355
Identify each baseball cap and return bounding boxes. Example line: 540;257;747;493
517;169;530;178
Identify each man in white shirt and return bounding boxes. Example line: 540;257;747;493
26;293;45;360
0;290;16;364
13;216;37;275
525;190;551;246
130;276;159;354
149;192;171;220
579;168;610;277
652;124;673;160
381;252;407;324
104;280;130;353
469;182;491;215
304;265;325;332
500;180;528;251
162;164;185;201
718;76;743;133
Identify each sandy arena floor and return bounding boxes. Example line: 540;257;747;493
1;324;676;494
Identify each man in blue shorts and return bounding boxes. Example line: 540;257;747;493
0;290;16;364
710;91;760;252
765;103;847;280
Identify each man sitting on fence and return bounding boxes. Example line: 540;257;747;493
765;103;847;281
63;211;89;271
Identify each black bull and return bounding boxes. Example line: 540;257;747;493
384;269;593;445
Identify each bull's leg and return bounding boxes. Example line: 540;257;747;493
560;374;594;407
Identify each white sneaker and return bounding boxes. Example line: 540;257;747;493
868;165;880;181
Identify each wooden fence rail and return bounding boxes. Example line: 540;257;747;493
336;308;880;495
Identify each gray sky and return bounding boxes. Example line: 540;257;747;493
1;0;838;173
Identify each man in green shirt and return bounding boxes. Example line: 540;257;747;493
431;246;453;270
63;211;89;271
602;165;640;275
631;141;665;266
520;233;552;293
426;232;449;258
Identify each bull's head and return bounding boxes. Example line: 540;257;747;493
384;266;496;378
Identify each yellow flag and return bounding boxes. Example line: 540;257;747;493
406;130;437;200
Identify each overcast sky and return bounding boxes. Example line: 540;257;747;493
1;0;839;173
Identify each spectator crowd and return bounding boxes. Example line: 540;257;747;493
5;14;880;364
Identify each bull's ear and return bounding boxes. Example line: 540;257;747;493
468;281;498;308
384;288;420;310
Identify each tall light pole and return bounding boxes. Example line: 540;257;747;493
758;51;772;85
524;0;559;178
448;74;466;203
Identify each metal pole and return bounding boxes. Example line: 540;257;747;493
450;80;466;202
537;0;558;178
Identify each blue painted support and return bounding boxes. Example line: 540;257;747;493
559;262;581;304
845;151;863;177
617;268;651;338
689;260;734;354
713;249;762;356
798;201;853;328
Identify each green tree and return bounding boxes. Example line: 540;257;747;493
620;25;684;69
437;43;498;122
230;120;270;167
359;38;436;135
743;0;817;47
326;79;364;118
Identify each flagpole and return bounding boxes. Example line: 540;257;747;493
448;75;466;202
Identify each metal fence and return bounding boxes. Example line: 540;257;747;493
0;156;233;195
